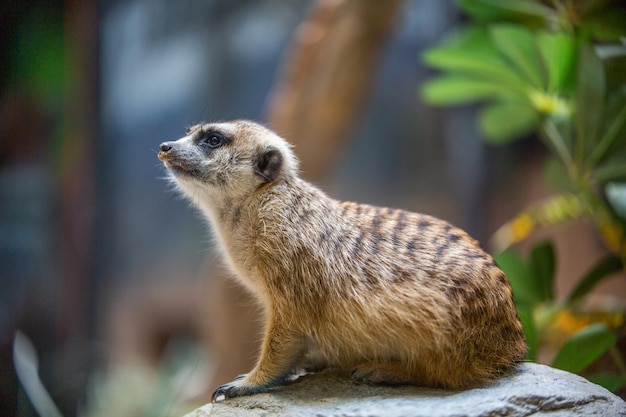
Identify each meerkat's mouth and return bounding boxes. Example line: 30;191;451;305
158;150;202;179
164;160;196;177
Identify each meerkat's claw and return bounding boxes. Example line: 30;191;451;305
211;378;254;403
211;374;284;402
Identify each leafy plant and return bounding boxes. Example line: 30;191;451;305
495;242;626;389
421;0;626;259
421;0;626;391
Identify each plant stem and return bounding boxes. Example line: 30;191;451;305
597;164;626;183
588;105;626;167
550;0;574;33
541;119;577;181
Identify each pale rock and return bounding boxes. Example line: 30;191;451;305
184;363;626;417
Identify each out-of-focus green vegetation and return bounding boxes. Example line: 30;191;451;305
15;333;209;417
422;0;626;392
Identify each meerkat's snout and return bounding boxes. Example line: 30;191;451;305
158;142;174;160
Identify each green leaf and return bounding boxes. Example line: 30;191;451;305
536;32;576;92
423;49;528;89
587;373;626;392
589;86;626;167
566;255;623;304
517;307;537;361
551;323;616;374
479;101;539;143
490;24;545;89
543;156;575;192
531;193;588;225
420;76;516;105
604;50;626;92
576;43;606;161
494;250;539;306
596;150;626;182
529;241;555;302
422;27;530;90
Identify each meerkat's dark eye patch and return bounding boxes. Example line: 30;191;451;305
200;132;229;149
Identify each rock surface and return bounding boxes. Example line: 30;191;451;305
185;363;626;417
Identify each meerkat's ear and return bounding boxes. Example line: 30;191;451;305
255;147;283;183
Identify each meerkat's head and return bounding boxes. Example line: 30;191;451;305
158;120;298;208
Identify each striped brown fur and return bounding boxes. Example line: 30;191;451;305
157;120;527;402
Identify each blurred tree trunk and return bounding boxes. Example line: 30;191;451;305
266;0;401;182
55;0;99;413
205;0;402;397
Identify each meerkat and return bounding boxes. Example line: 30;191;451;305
157;120;527;402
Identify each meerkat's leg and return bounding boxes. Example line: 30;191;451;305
351;360;420;386
211;312;304;402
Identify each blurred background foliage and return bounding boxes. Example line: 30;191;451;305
422;0;626;393
1;0;625;416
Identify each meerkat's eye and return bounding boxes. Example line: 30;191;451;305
201;132;227;148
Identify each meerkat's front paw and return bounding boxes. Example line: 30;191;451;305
211;373;289;402
211;374;253;402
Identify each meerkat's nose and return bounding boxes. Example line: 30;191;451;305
158;142;174;161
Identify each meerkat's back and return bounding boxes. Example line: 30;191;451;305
157;120;527;401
